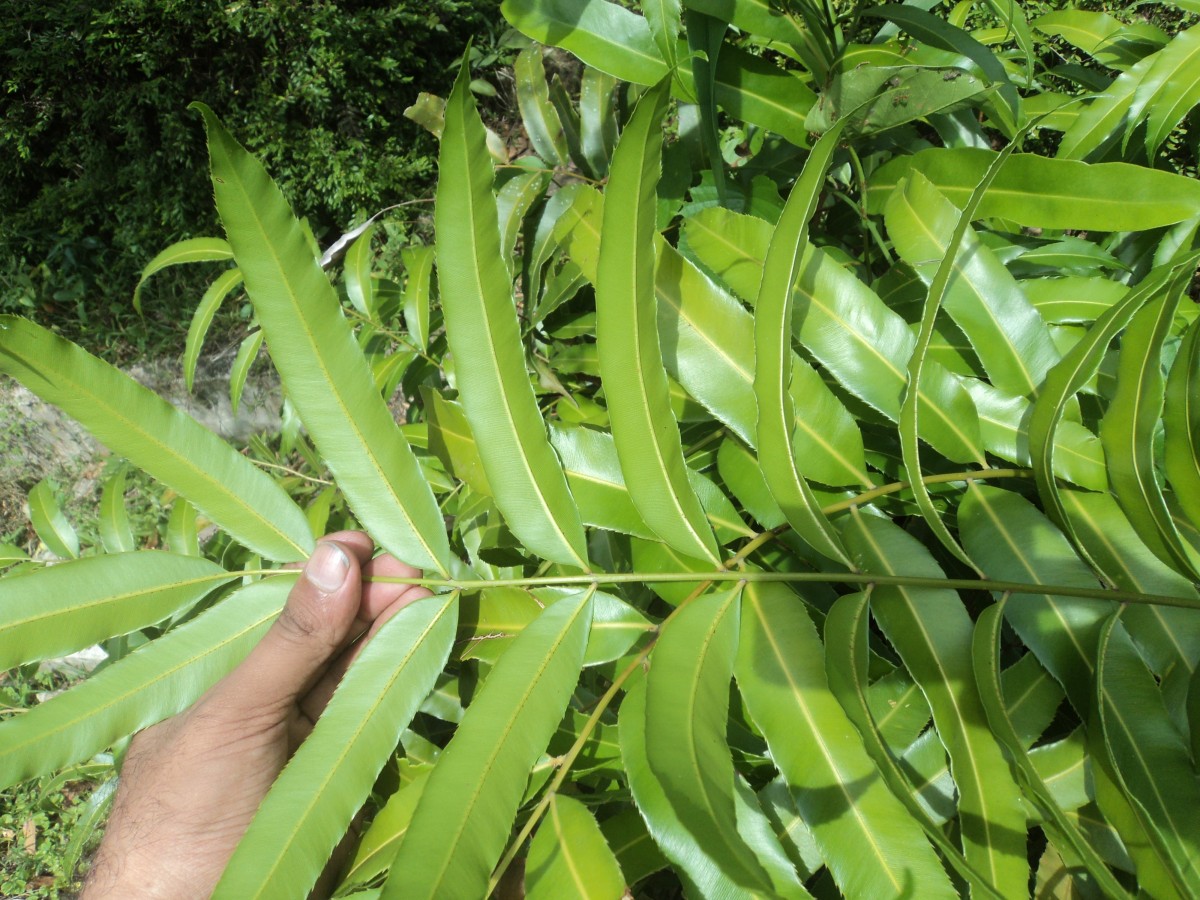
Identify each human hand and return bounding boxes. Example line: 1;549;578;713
83;531;431;899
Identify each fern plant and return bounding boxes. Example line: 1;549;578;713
5;1;1200;897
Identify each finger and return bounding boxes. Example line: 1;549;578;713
297;585;434;726
209;538;372;716
360;554;432;620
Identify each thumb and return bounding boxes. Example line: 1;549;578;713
215;540;364;712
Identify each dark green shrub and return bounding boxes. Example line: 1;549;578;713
0;0;487;340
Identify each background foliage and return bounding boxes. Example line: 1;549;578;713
6;0;1200;897
0;0;488;352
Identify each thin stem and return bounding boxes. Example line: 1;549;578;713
249;458;333;486
363;571;1200;610
822;467;1032;515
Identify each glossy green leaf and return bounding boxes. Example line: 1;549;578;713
1;320;311;562
459;584;651;667
673;40;818;147
515;46;568;165
1057;53;1155;160
526;794;626;900
437;67;588;570
579;66;619;178
642;0;681;73
0;543;30;568
556;184;869;488
1165;316;1200;531
343;223;376;318
228;328;263;417
972;601;1132;899
191;104;447;572
645;586;797;896
596;81;718;564
497;169;551;263
28;478;79;560
863;5;1019;129
501;0;669;85
1061;489;1200;692
1034;10;1167;70
866;148;1200;229
0;551;230;671
1101;281;1200;580
401;245;434;352
753;124;851;566
619;679;769;899
844;513;1029;897
1022;275;1130;325
1129;25;1200;155
960;378;1107;490
888;171;1059;398
166;496;199;556
960;484;1111;712
1029;262;1192;549
216;595;458;899
685;208;985;465
736;581;956;898
381;590;592;900
599;807;668;886
184;267;244;392
133;237;233;313
683;0;830;77
686;9;727;204
340;767;432;891
822;590;1007;898
1098;614;1200;895
0;575;293;789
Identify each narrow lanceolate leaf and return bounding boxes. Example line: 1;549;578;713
888;171;1059;398
619;681;782;900
401;245;434;352
166;497;199;557
736;582;957;899
132;237;233;312
343;223;376;318
685;209;985;465
229;329;263;416
0;576;293;789
437;66;588;570
556;185;869;487
754;125;852;567
844;513;1029;898
579;66;619;178
216;595;458;900
645;587;802;897
501;0;669;85
0;552;230;671
596;81;719;564
1098;614;1200;896
867;148;1200;230
28;479;79;560
1061;489;1200;695
192;103;450;575
381;591;592;900
525;794;626;900
1057;53;1155;160
514;46;567;165
1165;317;1200;532
960;484;1111;715
823;592;1005;898
184;267;243;391
1129;25;1200;156
1101;282;1200;581
0;317;312;563
972;602;1133;900
340;768;432;891
642;0;681;71
1028;262;1191;544
892;137;1029;573
960;378;1107;491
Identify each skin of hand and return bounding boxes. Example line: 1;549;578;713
82;531;431;899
